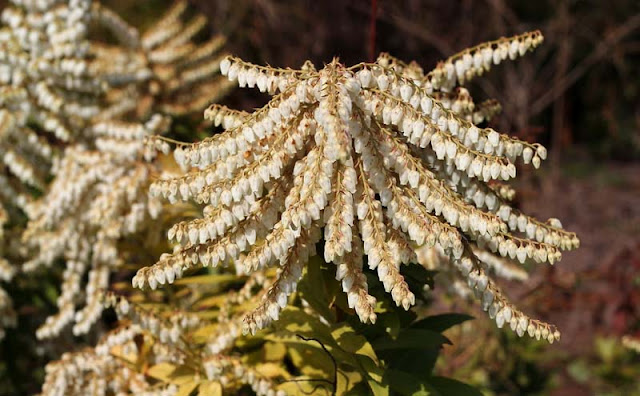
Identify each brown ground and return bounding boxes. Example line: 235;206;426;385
516;162;640;395
518;162;640;347
436;161;640;395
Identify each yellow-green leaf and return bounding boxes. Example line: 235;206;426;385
191;323;221;342
175;380;198;396
197;381;222;396
193;294;228;309
331;323;379;363
287;342;335;378
367;378;390;396
277;381;331;395
297;256;336;322
254;362;291;379
146;363;176;382
263;342;287;362
146;363;196;385
336;369;363;395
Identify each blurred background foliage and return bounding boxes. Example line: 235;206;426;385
1;0;639;395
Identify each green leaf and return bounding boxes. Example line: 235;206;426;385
400;265;436;298
146;362;176;382
331;323;378;363
273;307;335;346
385;372;481;396
384;348;440;377
190;323;220;341
277;336;336;379
367;377;390;396
345;382;375;396
595;337;617;364
254;362;292;379
330;324;387;387
193;294;227;309
372;328;450;351
411;313;474;333
297;256;336;322
374;326;451;376
262;342;287;362
427;376;483;396
336;369;364;395
146;363;195;386
357;354;384;383
567;360;591;384
384;369;433;396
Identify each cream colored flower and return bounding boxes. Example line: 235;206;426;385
136;31;578;343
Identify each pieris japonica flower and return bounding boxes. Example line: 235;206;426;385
0;0;232;221
5;0;233;338
136;30;578;343
40;291;285;396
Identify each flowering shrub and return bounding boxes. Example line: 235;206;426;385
0;0;231;339
0;1;581;395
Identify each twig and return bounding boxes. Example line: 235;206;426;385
531;13;640;115
348;2;452;56
280;379;333;395
369;0;377;62
295;334;338;396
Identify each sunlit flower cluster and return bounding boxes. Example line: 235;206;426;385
135;31;579;343
0;0;233;338
41;289;288;396
24;117;168;338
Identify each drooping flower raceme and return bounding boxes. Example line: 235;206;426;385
23;116;169;338
7;0;233;338
135;31;579;343
40;292;287;396
1;0;231;221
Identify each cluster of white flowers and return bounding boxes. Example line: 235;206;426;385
473;249;529;281
135;177;286;290
417;243;554;339
106;293;199;356
24;142;165;338
0;0;127;213
94;323;142;357
93;115;172;161
0;0;234;341
623;335;640;353
40;295;187;395
42;291;292;395
205;104;249;130
0;0;229;219
87;0;234;119
203;355;286;396
430;89;502;125
242;226;320;334
206;272;270;353
454;255;561;343
136;30;579;343
39;321;178;396
128;1;234;116
424;31;545;91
